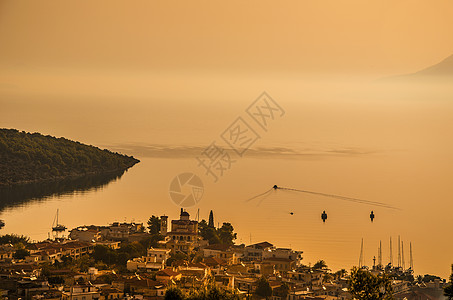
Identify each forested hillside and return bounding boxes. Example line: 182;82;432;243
0;129;139;186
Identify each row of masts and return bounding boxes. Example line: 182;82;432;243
359;236;413;273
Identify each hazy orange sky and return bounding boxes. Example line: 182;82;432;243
1;0;453;278
0;0;452;77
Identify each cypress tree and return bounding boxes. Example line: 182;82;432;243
208;210;214;227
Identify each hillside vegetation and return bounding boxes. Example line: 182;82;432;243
0;129;139;186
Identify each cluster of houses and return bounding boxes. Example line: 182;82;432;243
0;209;449;299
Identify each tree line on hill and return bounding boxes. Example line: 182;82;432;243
0;129;139;186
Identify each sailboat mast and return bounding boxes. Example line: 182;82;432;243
398;235;401;268
390;237;393;267
359;238;364;267
402;241;405;270
378;241;382;268
410;242;413;271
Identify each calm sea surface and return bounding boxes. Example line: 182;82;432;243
1;78;452;278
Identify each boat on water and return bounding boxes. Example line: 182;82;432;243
52;209;66;232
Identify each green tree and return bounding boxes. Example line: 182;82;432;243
148;215;161;234
217;223;237;245
93;245;118;265
165;287;184;300
0;129;139;186
187;284;240;300
445;285;453;300
335;269;348;279
96;274;116;284
324;273;334;282
76;255;95;272
199;220;221;245
313;260;328;270
0;234;30;245
255;276;273;299
444;264;453;300
416;275;423;283
166;252;188;267
198;220;237;245
274;282;289;300
115;241;145;266
422;274;442;283
348;267;393;300
13;248;30;259
208;210;214;227
139;234;164;249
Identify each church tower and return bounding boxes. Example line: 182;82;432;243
160;215;168;235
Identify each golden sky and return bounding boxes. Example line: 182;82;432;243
0;0;452;76
1;1;453;278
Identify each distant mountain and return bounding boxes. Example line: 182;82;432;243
411;54;453;77
0;129;139;186
378;54;453;83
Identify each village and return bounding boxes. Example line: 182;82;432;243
0;209;450;300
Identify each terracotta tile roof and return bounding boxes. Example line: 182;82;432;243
248;241;273;249
124;277;164;288
204;257;227;267
204;244;231;251
188;262;208;269
156;268;180;277
171;259;189;267
263;257;293;262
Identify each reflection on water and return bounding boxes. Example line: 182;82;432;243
0;170;127;212
0;78;452;278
